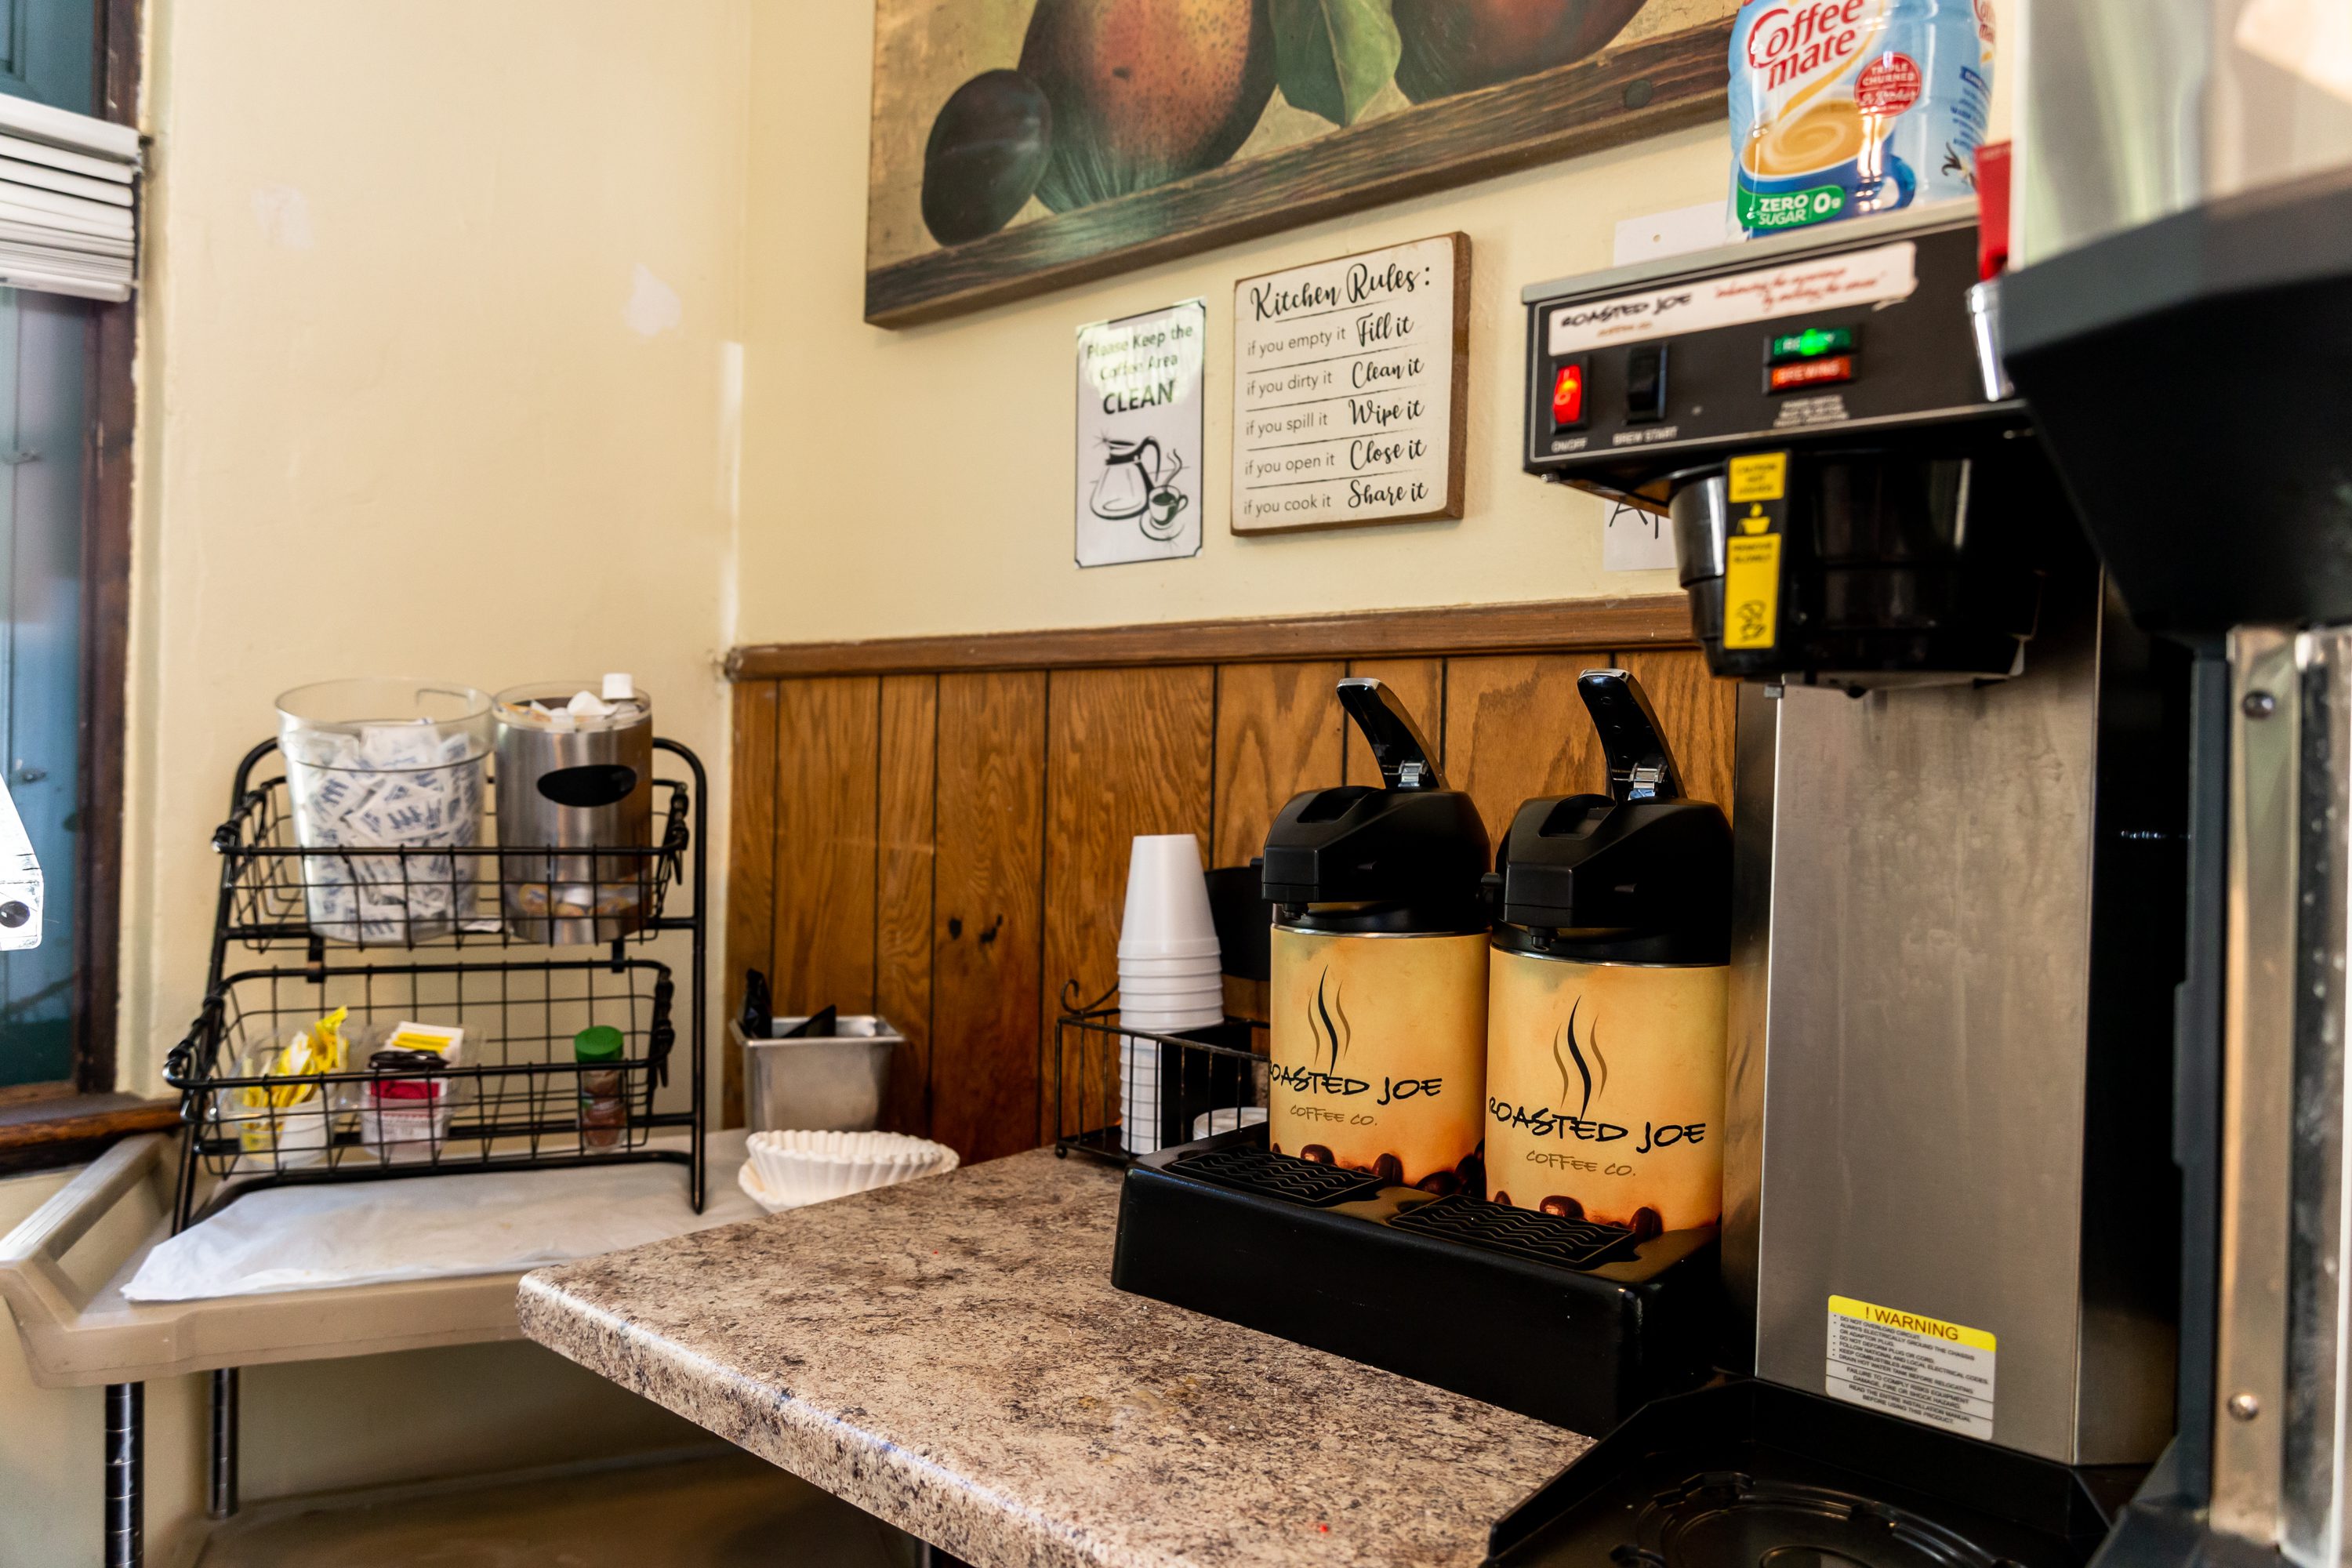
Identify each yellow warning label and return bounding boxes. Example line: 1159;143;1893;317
1727;452;1788;503
1826;1295;1996;1439
1722;533;1781;650
1829;1295;1996;1352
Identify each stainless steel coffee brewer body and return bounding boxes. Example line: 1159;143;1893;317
1523;211;2184;1470
1727;568;2183;1465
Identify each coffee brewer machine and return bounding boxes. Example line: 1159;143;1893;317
1483;202;2190;1566
1488;0;2352;1536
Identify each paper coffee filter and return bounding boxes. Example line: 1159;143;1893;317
743;1129;960;1210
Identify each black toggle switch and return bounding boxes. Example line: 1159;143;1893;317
1624;344;1668;423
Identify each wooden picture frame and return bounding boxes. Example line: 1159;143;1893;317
866;8;1735;328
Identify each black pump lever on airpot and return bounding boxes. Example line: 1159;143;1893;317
1577;670;1682;804
1337;677;1444;791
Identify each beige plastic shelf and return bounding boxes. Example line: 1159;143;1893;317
0;1135;535;1388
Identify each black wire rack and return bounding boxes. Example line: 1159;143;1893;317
162;736;708;1229
1051;982;1268;1164
209;739;693;953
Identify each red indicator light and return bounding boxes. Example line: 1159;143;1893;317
1552;362;1585;426
1767;354;1854;393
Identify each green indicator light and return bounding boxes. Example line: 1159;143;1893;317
1769;325;1856;361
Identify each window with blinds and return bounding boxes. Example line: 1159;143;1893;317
0;89;136;301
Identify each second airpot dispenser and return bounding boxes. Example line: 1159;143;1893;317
1484;670;1732;1239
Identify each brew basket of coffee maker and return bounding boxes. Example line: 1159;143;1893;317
493;682;655;944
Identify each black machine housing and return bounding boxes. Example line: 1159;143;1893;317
1259;677;1488;934
1523;209;2061;688
1490;670;1730;967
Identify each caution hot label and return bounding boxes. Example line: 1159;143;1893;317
1825;1295;1995;1439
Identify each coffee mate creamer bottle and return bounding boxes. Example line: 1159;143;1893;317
1264;679;1490;1194
1729;0;1994;238
1485;671;1731;1237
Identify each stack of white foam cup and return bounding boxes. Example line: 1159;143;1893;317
1116;833;1221;1156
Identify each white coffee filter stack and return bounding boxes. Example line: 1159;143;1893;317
1117;833;1221;1156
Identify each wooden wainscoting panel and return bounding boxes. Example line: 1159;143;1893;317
1616;648;1740;818
1344;658;1445;783
770;677;880;1018
722;681;779;1129
931;671;1047;1163
1042;666;1216;1145
876;674;939;1137
1442;655;1607;844
1211;662;1345;869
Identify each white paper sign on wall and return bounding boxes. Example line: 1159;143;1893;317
1230;234;1468;535
1075;299;1206;568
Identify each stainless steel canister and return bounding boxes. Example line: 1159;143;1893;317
492;680;653;943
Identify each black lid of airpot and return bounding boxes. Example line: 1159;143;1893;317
1261;678;1489;935
1490;670;1730;965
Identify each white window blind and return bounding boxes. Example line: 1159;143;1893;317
0;93;139;303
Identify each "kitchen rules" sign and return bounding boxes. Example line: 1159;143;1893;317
1075;298;1206;568
1230;234;1468;535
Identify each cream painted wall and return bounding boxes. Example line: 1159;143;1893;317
117;0;753;1094
0;5;753;1563
739;3;2013;648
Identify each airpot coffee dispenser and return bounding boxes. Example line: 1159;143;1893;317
1485;670;1732;1238
1261;677;1491;1192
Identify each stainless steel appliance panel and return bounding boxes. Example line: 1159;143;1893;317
1748;576;2159;1463
1721;681;1778;1366
2016;0;2352;267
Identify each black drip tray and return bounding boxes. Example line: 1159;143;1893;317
1486;1381;2134;1568
1388;1193;1640;1269
1622;1470;2016;1568
1115;1126;1722;1436
1170;1145;1385;1207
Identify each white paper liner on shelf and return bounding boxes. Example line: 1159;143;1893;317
123;1131;754;1303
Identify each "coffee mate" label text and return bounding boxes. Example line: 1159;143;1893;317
1727;0;1994;237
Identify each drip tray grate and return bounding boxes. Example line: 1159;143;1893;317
1387;1194;1641;1269
1170;1145;1386;1207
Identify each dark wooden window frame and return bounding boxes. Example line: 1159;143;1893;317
0;0;175;1167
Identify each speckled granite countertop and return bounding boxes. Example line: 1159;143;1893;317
518;1149;1589;1568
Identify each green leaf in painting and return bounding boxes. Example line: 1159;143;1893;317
1269;0;1401;128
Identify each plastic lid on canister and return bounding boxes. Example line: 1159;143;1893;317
1491;670;1730;964
573;1025;625;1063
1260;678;1490;935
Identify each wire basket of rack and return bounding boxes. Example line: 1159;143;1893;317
162;957;694;1227
1052;983;1268;1164
210;737;696;953
165;734;710;1229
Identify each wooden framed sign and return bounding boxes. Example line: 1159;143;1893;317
1231;233;1468;535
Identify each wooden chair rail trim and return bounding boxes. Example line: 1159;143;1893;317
728;594;1695;680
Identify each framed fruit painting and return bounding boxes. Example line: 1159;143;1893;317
866;0;1742;327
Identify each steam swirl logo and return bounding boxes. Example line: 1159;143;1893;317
1308;967;1351;1072
1552;999;1609;1116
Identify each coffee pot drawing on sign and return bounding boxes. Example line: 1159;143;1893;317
1091;436;1189;539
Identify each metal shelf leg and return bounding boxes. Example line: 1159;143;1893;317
104;1381;142;1568
208;1368;238;1520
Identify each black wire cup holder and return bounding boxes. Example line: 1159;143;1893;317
1051;983;1268;1163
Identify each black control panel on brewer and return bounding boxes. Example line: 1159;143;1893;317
1522;213;2020;505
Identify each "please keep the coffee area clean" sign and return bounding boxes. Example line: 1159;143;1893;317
1230;234;1468;535
1076;299;1207;568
